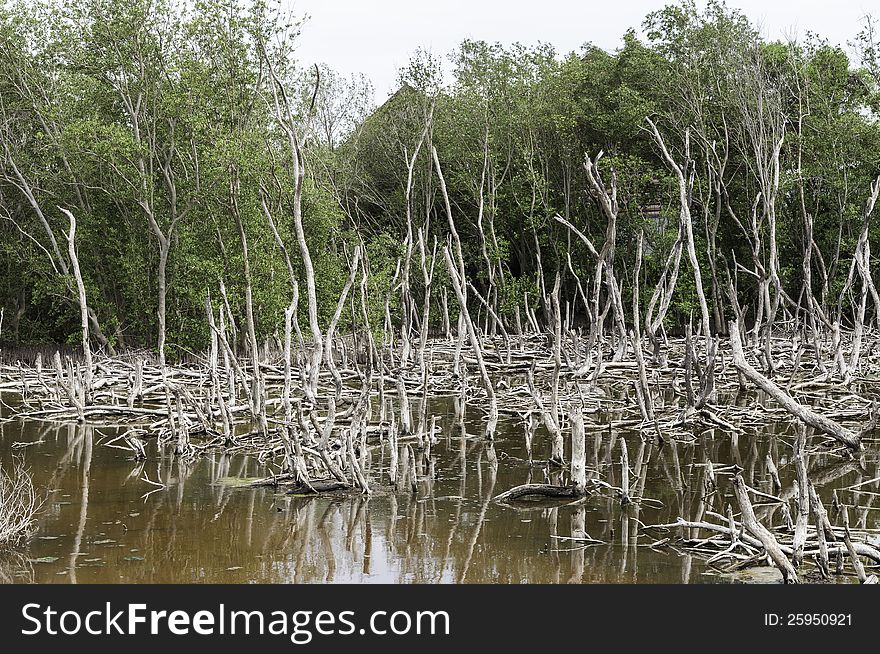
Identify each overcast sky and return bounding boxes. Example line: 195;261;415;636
286;0;876;102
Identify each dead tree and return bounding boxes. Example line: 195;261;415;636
729;318;861;450
228;168;267;437
264;46;324;402
325;246;363;399
435;147;498;441
554;151;628;369
398;106;434;369
58;208;93;398
443;245;498;441
647;120;712;348
839;176;880;384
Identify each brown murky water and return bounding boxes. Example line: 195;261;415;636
1;390;876;584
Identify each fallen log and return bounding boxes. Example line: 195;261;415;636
728;319;861;451
494;483;582;502
247;474;350;494
732;473;800;584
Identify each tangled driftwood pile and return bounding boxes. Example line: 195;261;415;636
2;308;879;583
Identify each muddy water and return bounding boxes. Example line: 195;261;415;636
1;391;876;584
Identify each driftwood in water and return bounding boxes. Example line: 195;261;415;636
494;407;588;502
493;483;582;502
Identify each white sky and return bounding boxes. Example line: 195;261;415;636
286;0;877;102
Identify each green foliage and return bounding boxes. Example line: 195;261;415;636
3;0;880;351
0;0;352;355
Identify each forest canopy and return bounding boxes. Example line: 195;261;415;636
1;0;879;360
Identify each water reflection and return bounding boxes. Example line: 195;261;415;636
1;392;876;584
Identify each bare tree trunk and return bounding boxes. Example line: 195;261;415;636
265;49;324;403
398;108;433;369
59;208;92;398
647;120;711;345
2;136;115;354
548;274;564;462
434;146;498;440
444;246;498;441
229;169;266;437
325;246;363;399
843;177;880;384
571;409;586;494
791;426;809;568
732;474;799;583
631;231;655;422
